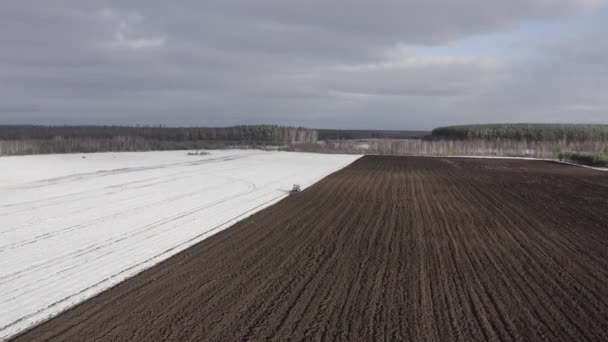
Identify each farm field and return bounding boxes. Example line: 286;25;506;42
11;156;608;341
0;150;360;340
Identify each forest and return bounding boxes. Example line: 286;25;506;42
431;124;608;142
289;138;608;159
3;124;608;165
317;129;429;140
0;125;318;156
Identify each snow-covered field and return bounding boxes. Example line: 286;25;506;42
0;150;360;339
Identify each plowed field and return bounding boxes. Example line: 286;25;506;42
13;156;608;342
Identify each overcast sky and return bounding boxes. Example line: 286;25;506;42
1;1;607;129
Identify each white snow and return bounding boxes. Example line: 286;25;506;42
0;150;360;340
432;155;608;171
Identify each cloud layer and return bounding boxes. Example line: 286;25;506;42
0;1;606;129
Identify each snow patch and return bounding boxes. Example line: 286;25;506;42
0;150;360;340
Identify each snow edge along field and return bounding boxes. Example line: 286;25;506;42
0;150;361;340
364;153;608;172
433;155;608;172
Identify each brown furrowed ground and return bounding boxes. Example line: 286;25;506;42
13;156;608;342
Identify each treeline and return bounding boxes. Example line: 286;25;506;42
0;125;317;144
0;125;318;156
290;139;608;159
318;129;429;141
432;124;608;142
558;152;608;168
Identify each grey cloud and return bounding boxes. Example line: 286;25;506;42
0;1;606;129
